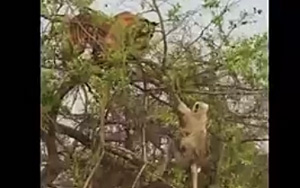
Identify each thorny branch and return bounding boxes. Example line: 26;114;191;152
41;76;84;186
241;138;269;143
52;120;178;187
131;163;148;188
142;65;149;163
181;89;263;96
83;151;105;188
41;114;64;187
41;14;63;22
132;83;171;107
152;0;168;70
225;118;268;130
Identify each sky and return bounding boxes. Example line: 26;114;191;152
89;0;267;37
42;0;268;39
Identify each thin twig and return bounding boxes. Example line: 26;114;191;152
131;163;148;188
142;66;148;163
132;83;171;107
152;0;168;70
182;89;263;96
82;151;105;188
41;14;65;23
241;138;269;143
42;114;64;186
225;118;268;130
185;0;234;49
70;86;80;110
146;170;177;188
81;84;89;114
173;0;240;64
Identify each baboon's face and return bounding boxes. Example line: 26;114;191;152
192;101;209;113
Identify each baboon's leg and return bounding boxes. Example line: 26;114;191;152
191;163;199;188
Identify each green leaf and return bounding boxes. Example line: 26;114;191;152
203;0;220;8
225;33;268;88
167;3;182;22
72;0;94;9
212;15;223;26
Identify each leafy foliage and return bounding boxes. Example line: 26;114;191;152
225;33;268;88
41;0;268;188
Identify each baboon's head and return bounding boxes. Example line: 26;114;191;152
192;101;209;113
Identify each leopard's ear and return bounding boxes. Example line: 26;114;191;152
140;19;159;27
151;22;159;26
114;11;136;21
114;11;137;26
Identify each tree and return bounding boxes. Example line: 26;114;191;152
41;0;268;188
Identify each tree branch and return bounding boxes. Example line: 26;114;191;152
83;151;105;188
182;89;263;96
56;123;92;147
41;115;64;187
132;163;148;188
241;138;269;144
152;0;168;70
132;83;171;107
41;14;65;23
